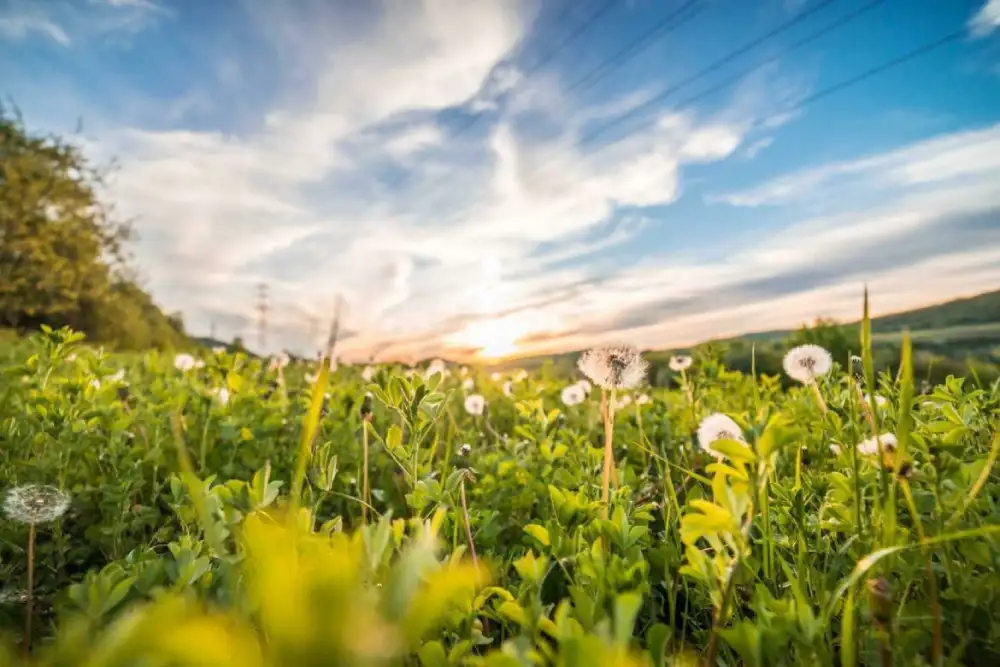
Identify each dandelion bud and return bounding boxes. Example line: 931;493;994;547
360;393;374;420
116;386;130;404
850;355;865;382
866;577;893;627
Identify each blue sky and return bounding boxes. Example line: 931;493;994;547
2;0;1000;361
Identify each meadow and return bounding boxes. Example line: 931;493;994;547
1;300;999;667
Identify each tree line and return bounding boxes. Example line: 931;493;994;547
1;105;187;350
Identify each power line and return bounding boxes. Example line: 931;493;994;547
411;0;865;231
383;0;620;193
564;0;705;97
585;0;888;147
256;282;269;352
579;0;846;147
394;0;707;212
420;2;961;237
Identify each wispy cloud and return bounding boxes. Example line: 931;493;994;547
710;123;1000;208
0;0;167;48
0;14;71;46
969;0;1000;37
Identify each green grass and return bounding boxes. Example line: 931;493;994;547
0;325;999;666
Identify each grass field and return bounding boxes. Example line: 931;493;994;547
0;323;999;666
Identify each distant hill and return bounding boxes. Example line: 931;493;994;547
715;289;1000;343
492;288;1000;372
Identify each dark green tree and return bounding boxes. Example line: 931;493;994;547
0;104;185;349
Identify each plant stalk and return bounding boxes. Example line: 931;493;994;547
23;523;35;658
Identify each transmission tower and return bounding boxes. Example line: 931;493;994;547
256;283;269;351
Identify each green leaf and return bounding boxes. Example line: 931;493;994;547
417;641;448;667
523;524;550;548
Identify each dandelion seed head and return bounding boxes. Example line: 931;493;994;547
577;344;648;390
668;355;693;372
576;379;592;395
268;353;289;372
216;388;230;406
636;393;651;406
857;432;898;456
3;485;71;525
459;443;471;457
830;442;842;456
502;380;513;397
696;413;747;458
782;344;833;384
514;369;528;382
865;393;888;408
174;353;196;372
361;365;375;382
561;384;586;407
462;378;475;391
490;372;502;382
426;359;448;379
212;346;226;355
464;394;486;416
0;589;28;605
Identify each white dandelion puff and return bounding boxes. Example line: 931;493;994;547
616;394;633;410
830;442;842;456
462;378;475;391
458;443;472;456
502;380;513;397
577;344;648;390
576;379;592;395
782;345;833;384
490;372;502;382
106;369;126;384
215;388;230;406
89;378;101;390
0;589;28;605
3;485;71;525
361;365;375;382
636;393;651;406
561;384;586;407
668;355;693;372
426;359;448;379
858;433;898;456
268;353;289;372
697;414;747;458
514;369;528;382
212;346;226;355
865;393;889;408
464;394;486;416
174;353;196;372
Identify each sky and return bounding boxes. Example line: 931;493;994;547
2;0;1000;362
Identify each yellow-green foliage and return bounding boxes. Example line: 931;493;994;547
1;325;999;666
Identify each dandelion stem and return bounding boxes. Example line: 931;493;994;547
601;389;617;518
808;378;828;415
459;474;478;569
23;522;35;658
900;479;941;666
855;384;879;438
362;417;371;524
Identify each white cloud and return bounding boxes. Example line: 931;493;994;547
0;0;166;46
969;0;1000;37
0;15;71;46
712;122;1000;207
